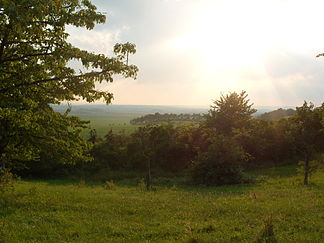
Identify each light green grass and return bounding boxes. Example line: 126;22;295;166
1;166;323;242
80;115;199;138
80;115;140;138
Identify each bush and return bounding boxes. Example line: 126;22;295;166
0;169;15;205
190;136;248;186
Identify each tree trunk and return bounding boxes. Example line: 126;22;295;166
303;152;309;185
0;145;5;172
146;158;152;190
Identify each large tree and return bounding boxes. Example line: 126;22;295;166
205;91;256;135
0;0;138;169
291;102;324;185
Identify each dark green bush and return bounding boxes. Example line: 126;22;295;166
190;136;248;186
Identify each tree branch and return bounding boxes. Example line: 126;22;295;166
2;52;54;63
0;27;10;63
0;70;108;93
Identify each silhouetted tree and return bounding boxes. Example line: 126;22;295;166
291;102;324;185
205;91;256;135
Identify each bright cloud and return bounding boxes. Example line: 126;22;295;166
68;0;324;106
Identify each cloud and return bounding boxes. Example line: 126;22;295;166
259;49;324;105
68;0;324;106
66;25;128;55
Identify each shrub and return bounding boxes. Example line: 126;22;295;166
0;169;15;205
190;136;248;186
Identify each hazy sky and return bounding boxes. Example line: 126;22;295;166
67;0;324;106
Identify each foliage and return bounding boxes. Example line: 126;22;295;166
130;112;204;125
191;135;248;185
257;108;296;121
128;124;178;172
205;91;256;135
0;0;138;169
89;130;129;171
291;102;324;153
290;102;324;184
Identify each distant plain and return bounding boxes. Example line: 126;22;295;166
53;104;281;138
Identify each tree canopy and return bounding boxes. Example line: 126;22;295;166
205;91;256;135
0;0;138;169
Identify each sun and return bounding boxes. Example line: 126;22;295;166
169;1;270;70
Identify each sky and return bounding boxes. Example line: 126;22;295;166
67;0;324;107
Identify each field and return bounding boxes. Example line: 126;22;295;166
79;113;141;138
1;165;323;242
53;104;276;138
53;104;209;138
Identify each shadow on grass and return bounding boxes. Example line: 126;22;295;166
0;205;15;217
248;164;298;178
18;164;302;197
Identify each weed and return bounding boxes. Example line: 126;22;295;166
137;178;146;191
0;170;14;193
104;180;117;190
0;220;6;243
249;192;257;200
255;216;278;243
77;179;86;188
0;169;15;205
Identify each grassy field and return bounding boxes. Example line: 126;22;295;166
80;115;198;138
1;165;323;242
80;114;140;138
53;104;209;138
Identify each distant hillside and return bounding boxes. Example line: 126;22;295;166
52;104;209;117
257;108;296;120
52;104;292;122
52;104;282;117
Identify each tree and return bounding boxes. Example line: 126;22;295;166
129;126;154;190
0;0;138;169
291;102;324;185
190;135;248;186
89;129;128;171
205;91;256;135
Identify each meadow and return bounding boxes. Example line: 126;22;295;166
1;165;323;242
80;113;140;138
57;104;275;138
58;104;208;138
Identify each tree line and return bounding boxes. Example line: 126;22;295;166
17;91;324;187
130;113;205;125
1;1;323;188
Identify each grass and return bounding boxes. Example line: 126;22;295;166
80;114;199;138
0;165;323;242
79;115;140;138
